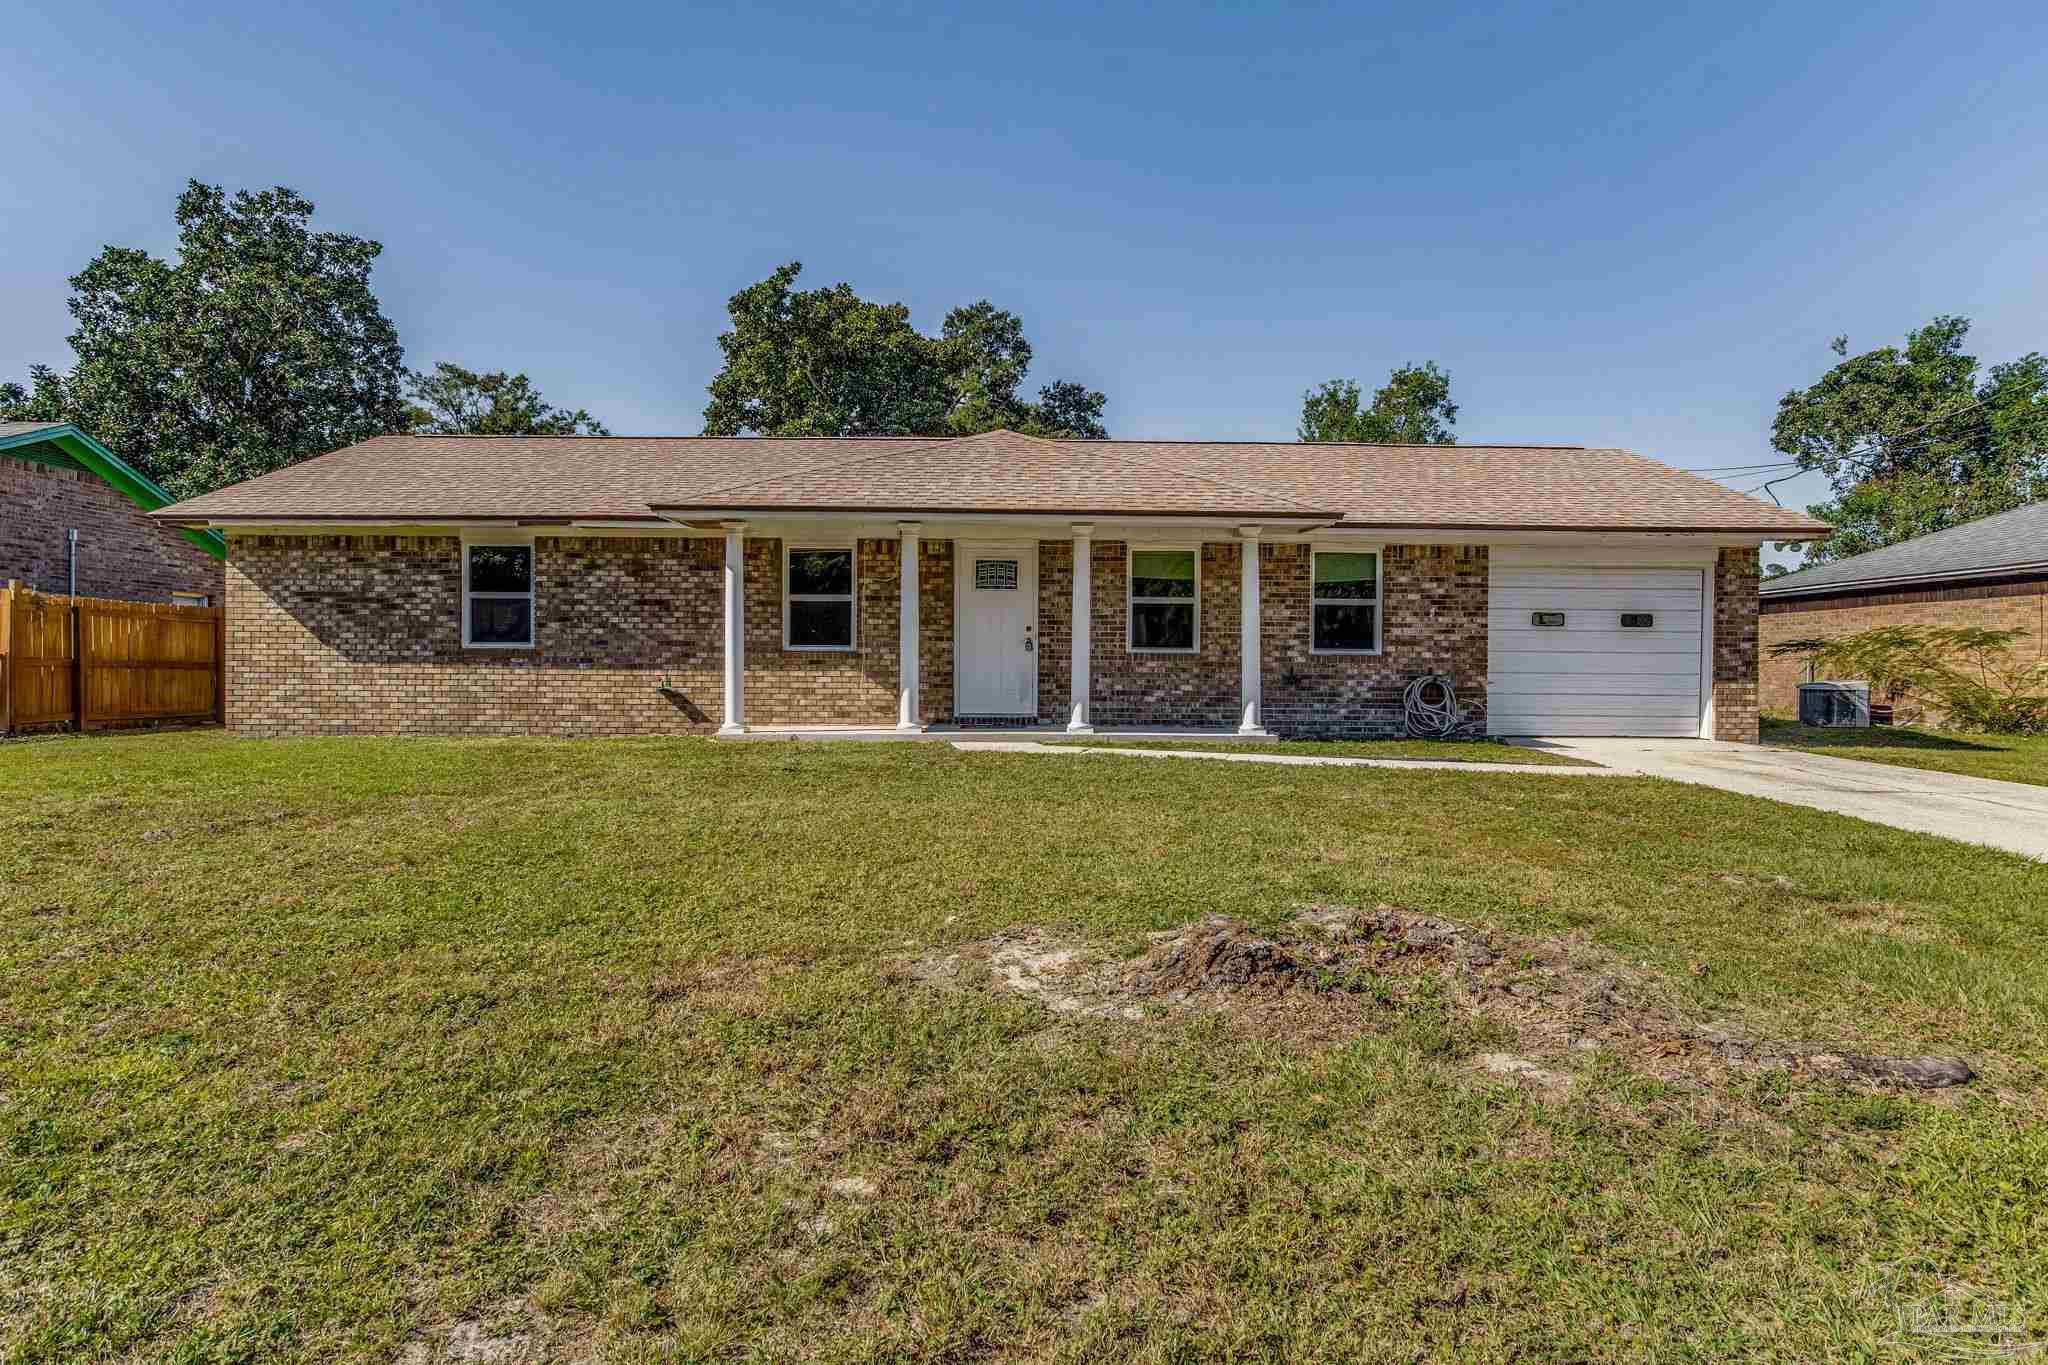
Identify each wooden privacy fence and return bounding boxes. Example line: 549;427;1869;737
0;581;224;733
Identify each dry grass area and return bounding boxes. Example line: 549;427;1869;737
3;731;2046;1362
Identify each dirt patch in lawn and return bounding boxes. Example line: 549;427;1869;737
900;905;1977;1101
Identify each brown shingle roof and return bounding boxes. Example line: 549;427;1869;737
155;429;1829;535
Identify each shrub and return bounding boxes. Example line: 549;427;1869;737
1767;626;2048;734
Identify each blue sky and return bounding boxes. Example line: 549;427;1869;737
6;1;2046;562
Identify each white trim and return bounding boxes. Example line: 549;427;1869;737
1308;543;1384;657
1236;527;1268;734
1489;543;1720;568
782;542;858;652
897;522;922;731
719;521;747;735
1126;543;1200;654
460;532;537;649
1700;560;1717;741
1068;523;1094;732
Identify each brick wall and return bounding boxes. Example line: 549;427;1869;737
741;538;898;726
1758;572;2047;721
918;539;956;725
1041;540;1245;729
1713;547;1761;742
1;454;223;602
1027;539;1489;735
1264;543;1489;737
226;530;1765;739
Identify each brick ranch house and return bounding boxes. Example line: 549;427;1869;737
1760;500;2047;718
1;421;224;603
152;429;1825;740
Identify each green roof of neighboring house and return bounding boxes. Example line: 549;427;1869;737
0;422;226;561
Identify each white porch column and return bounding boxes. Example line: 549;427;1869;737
1067;522;1094;732
1237;526;1269;735
897;521;923;731
718;520;748;736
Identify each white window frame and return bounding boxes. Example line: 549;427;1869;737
783;543;858;652
170;592;211;609
1126;544;1200;654
1309;545;1383;657
461;533;536;649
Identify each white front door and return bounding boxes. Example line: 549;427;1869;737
955;544;1039;716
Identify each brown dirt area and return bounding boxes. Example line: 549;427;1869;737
899;904;1976;1101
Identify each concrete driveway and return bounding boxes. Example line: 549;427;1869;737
1526;738;2048;861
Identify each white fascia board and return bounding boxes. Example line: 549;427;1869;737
208;519;701;537
659;511;1338;541
1489;541;1722;568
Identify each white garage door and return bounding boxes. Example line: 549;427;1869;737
1487;566;1705;737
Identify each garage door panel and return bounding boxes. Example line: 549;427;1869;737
1482;609;1703;630
1490;652;1708;676
1500;715;1704;737
1486;569;1705;591
1491;587;1704;613
1488;624;1700;650
1489;646;1699;667
1487;564;1706;738
1488;693;1699;718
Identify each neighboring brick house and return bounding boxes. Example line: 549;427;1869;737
1760;502;2048;718
154;429;1822;741
0;422;225;603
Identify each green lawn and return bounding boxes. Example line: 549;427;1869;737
4;732;2046;1362
1040;736;1595;765
1762;716;2048;788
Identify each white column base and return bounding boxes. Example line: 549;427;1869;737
717;722;748;737
1065;721;1096;735
1236;724;1272;737
895;720;926;733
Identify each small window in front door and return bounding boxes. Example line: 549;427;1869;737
974;559;1019;591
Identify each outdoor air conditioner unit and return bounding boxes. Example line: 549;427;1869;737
1798;681;1871;728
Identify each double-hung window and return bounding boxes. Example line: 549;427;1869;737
463;542;534;647
1128;548;1198;652
1311;549;1380;654
785;547;856;650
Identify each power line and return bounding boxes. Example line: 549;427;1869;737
1681;460;1799;474
1718;397;1997;504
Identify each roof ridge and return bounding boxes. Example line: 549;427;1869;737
664;426;1336;515
1082;438;1340;515
678;434;972;501
1080;437;1589;450
405;432;948;441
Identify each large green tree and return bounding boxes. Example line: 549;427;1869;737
406;363;609;435
0;181;410;498
1298;362;1458;444
701;263;1107;439
1773;317;2048;565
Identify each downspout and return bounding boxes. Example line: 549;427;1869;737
69;529;79;597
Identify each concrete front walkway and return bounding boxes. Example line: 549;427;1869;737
1530;738;2048;862
950;739;1618;776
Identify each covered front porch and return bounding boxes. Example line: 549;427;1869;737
701;514;1339;738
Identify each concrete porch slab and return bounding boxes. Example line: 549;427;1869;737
717;725;1276;744
949;739;1622;775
